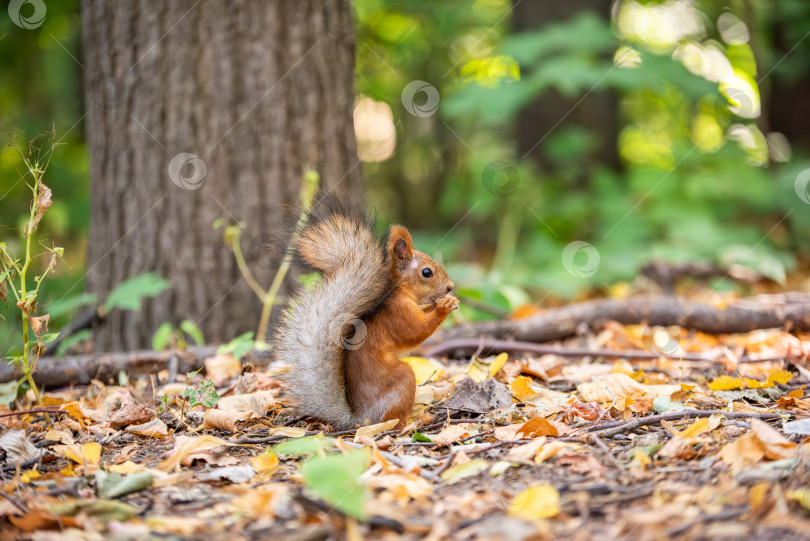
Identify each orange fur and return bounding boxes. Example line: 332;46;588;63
345;225;457;428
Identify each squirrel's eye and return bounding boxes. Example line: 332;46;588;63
421;268;433;278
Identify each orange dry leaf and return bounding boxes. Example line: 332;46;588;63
516;416;558;438
510;376;537;401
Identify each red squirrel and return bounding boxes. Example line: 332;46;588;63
273;193;458;429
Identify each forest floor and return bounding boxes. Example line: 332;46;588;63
1;291;810;540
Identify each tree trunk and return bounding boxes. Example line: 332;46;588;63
513;0;620;173
81;0;362;351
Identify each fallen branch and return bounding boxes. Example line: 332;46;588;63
440;295;810;343
0;346;219;387
423;337;782;363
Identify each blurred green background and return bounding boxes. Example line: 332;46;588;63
2;0;810;350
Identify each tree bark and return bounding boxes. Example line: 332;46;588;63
81;0;362;351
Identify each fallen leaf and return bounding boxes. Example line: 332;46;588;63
402;356;446;384
489;352;509;377
0;430;39;464
439;459;488;483
158;435;241;471
505;438;546;462
354;419;399;442
749;418;797;460
202;409;252;432
126;417;169;438
300;449;369;519
709;375;743;391
507;484;560;519
203;354;242;385
433;425;471;446
109;391;154;428
510;376;536;401
535;440;568;464
198;464;256;483
96;470;153;499
783;419;810;435
217;391;278;417
516;416;558;438
252;449;280;473
44;429;74;445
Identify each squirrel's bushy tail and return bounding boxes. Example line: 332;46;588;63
272;192;392;429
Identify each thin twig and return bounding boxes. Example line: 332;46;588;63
586;410;786;439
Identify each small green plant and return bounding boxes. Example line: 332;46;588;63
214;170;319;350
0;132;63;408
152;319;204;351
181;368;219;410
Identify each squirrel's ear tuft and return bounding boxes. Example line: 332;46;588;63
388;225;413;269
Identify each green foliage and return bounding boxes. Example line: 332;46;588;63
216;331;258;360
300;450;370;520
104;273;170;312
182;371;219;409
152;320;205;351
274;435;335;457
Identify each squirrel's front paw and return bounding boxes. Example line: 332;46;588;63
436;295;459;315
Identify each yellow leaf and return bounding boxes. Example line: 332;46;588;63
680;383;696;391
439;459;488;484
60;464;75;477
20;470;40;483
749;481;770;510
632;448;651;466
81;442;101;464
489;352;508;377
510;376;536;402
507;484;560;519
466;358;489;383
251;450;280;473
788;487;810;511
402;356;444;384
65;442;101;465
708;375;742;391
744;378;765;389
767;369;793;386
672;415;721;440
109;461;143;474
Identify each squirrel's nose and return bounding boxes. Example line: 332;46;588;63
447;282;454;293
